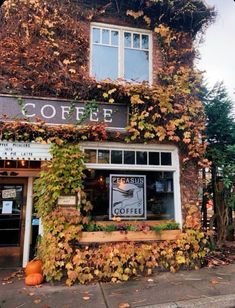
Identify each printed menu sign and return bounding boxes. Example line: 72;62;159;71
2;189;16;199
109;175;146;220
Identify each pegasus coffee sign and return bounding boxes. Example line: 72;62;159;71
0;95;128;130
110;174;146;220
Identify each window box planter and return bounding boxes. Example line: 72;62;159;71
79;229;181;244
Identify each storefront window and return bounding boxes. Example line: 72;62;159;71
83;169;174;221
83;148;172;167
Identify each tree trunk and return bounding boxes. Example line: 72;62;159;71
201;168;208;229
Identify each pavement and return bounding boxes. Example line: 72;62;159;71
1;264;235;308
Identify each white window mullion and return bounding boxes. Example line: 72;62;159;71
119;29;124;78
89;27;93;77
149;33;153;84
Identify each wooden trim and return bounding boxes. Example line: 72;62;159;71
79;230;181;243
96;220;171;227
0;247;20;255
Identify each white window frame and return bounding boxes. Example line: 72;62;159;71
80;142;182;226
90;22;153;84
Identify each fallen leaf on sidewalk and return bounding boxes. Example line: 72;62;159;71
82;296;90;300
147;269;152;275
33;299;41;304
29;292;35;296
118;303;130;308
210;278;219;285
3;276;11;281
147;278;154;282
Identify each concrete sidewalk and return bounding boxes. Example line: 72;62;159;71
1;264;235;308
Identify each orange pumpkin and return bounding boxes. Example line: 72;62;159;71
25;273;43;286
25;259;43;276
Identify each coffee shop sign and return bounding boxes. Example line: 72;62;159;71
0;96;128;129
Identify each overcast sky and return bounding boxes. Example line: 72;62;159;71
197;0;235;104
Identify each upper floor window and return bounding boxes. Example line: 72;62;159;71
91;23;152;83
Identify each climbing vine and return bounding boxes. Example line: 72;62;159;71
0;0;215;163
34;143;92;219
0;0;215;284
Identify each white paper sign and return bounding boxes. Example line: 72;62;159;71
2;189;16;199
2;201;13;214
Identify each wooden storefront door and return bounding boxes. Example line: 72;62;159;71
0;178;27;267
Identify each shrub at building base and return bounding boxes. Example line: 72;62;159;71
33;143;210;285
37;225;209;286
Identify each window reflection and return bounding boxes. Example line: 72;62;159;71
93;28;100;43
161;152;172;165
111;31;118;46
124;49;149;82
136;151;147;165
133;33;140;48
85;149;97;163
92;45;118;80
98;150;109;164
149;152;160;165
142;35;149;49
102;29;109;44
124;32;131;47
124;151;135;164
111;150;122;164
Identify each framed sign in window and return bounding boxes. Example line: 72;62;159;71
109;174;146;220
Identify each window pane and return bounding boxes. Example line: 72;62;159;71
137;151;147;165
133;33;140;48
29;161;41;169
111;31;118;46
5;160;17;168
93;28;100;44
102;29;109;44
85;149;97;163
111;150;122;164
149;152;160;165
124;49;149;82
18;160;29;168
142;35;149;49
92;45;118;80
161;152;172;165
98;150;109;164
124;151;135;164
124;32;131;47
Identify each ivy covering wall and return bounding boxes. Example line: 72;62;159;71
0;0;215;283
34;144;210;285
